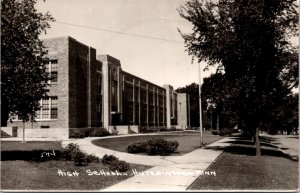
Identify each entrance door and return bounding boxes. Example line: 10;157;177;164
111;113;120;125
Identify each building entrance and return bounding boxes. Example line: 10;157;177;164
111;113;121;125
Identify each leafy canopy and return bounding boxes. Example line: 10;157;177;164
178;0;298;132
1;0;55;122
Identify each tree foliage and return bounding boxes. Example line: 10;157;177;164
1;0;54;124
178;0;298;155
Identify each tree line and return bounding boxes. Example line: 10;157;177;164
177;0;298;156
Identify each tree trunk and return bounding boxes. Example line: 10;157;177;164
255;127;261;156
216;115;219;131
210;112;213;130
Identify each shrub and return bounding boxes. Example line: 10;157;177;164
211;130;219;135
147;138;178;156
73;150;89;166
127;142;148;154
140;127;159;133
101;154;130;172
69;131;85;138
62;143;99;166
111;127;119;135
90;128;110;137
166;140;179;152
62;143;80;160
86;154;100;163
219;129;232;136
109;160;129;172
127;138;179;156
102;154;119;165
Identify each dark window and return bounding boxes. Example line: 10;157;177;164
44;59;58;83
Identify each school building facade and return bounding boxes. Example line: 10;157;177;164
5;36;190;139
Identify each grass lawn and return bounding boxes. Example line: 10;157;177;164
189;137;299;190
92;132;224;155
1;160;151;190
1;141;151;190
1;141;62;151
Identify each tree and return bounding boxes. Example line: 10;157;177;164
1;0;54;141
202;73;238;131
178;0;298;156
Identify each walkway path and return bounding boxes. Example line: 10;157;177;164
62;135;237;191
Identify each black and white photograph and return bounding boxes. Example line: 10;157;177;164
1;0;299;191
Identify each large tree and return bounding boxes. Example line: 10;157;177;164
1;0;54;140
178;0;298;156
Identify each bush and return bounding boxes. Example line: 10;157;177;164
101;154;130;172
146;138;179;156
69;131;85;138
62;143;99;166
73;150;89;166
109;160;129;172
86;154;100;163
111;127;119;135
219;129;232;136
101;154;119;165
211;130;219;135
166;141;179;152
127;138;179;156
140;127;159;133
90;128;110;137
62;143;80;160
127;142;148;154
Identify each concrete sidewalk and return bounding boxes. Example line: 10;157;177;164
61;136;237;191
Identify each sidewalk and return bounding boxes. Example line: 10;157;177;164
62;136;237;191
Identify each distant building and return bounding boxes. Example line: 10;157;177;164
5;36;190;139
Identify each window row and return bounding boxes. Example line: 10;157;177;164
36;97;58;119
10;96;58;121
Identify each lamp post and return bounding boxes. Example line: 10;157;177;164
198;62;203;147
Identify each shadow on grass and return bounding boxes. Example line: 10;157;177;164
204;137;298;161
285;136;299;139
1;150;62;162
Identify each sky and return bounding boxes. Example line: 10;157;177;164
35;0;215;89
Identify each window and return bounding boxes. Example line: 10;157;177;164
149;93;153;105
127;106;133;123
9;97;58;121
135;87;139;103
50;97;58;119
97;74;102;94
36;97;58;120
141;90;147;104
111;80;118;111
96;102;102;127
44;59;58;83
42;99;49;119
126;86;133;101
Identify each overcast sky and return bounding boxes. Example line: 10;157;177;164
36;0;215;89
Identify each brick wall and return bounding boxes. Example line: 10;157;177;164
7;36;70;131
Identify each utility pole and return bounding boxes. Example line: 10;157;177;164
198;62;203;147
